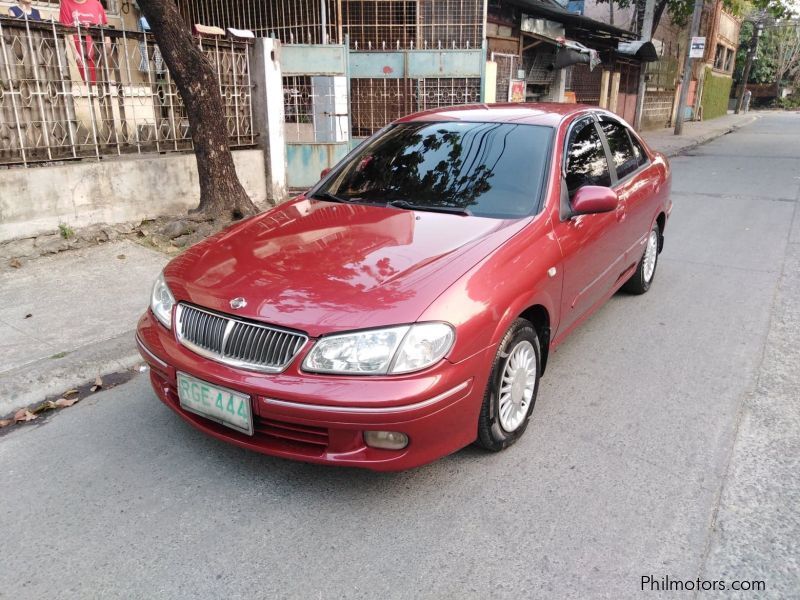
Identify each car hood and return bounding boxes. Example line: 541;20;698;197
165;198;528;337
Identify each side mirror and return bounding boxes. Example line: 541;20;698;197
571;186;618;216
320;167;332;179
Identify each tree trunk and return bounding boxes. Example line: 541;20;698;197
137;0;257;220
651;0;668;37
635;0;646;36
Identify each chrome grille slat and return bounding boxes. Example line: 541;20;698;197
268;332;282;365
254;329;270;363
247;329;264;362
190;310;227;351
199;312;209;345
244;327;259;363
234;325;251;360
244;327;258;361
264;330;279;363
224;322;241;355
278;335;290;366
176;304;307;373
214;318;225;349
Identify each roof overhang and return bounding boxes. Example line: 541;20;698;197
617;40;659;62
504;0;639;50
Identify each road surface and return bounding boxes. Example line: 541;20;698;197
1;112;798;599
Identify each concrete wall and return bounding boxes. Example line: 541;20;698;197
0;149;267;241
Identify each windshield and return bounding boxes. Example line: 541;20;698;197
318;122;553;219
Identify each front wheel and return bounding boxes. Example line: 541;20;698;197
476;319;541;452
623;222;660;295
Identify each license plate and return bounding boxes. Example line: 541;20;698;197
177;372;253;436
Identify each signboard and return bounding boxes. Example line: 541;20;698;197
509;79;525;103
690;37;706;58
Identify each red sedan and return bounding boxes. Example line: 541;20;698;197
137;103;671;471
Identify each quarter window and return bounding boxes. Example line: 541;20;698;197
565;118;611;195
629;133;649;168
599;119;639;180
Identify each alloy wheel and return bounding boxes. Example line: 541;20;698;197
498;340;537;432
643;229;658;283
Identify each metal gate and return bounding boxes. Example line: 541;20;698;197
492;52;517;102
281;43;351;190
348;46;485;139
281;43;484;189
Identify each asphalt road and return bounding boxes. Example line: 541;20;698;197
2;113;798;600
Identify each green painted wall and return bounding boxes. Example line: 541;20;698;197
701;67;733;120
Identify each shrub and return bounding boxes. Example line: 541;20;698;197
775;95;800;109
701;67;733;120
58;223;75;239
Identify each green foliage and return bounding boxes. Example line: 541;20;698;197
593;0;794;35
735;20;800;88
775;94;800;108
592;0;690;31
58;223;74;239
701;66;734;119
751;0;796;20
734;21;778;84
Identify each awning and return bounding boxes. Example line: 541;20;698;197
504;0;639;49
617;40;659;62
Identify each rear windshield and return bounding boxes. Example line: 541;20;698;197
319;121;553;219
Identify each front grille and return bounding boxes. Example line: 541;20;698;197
175;304;308;373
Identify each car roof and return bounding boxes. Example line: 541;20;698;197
394;102;598;128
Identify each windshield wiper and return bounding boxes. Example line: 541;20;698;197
311;190;349;204
387;199;472;216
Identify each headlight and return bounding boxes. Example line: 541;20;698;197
150;271;175;329
302;322;455;375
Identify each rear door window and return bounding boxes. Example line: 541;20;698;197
598;118;639;180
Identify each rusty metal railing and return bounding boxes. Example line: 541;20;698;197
0;16;254;167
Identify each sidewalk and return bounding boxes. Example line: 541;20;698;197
0;241;167;416
641;111;760;157
0;111;761;419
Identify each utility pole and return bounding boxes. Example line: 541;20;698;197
735;19;763;114
633;0;656;130
674;0;704;135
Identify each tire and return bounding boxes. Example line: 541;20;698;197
476;318;541;452
622;221;660;295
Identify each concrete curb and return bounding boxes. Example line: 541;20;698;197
0;330;142;418
658;115;760;158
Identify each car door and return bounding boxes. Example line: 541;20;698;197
553;115;624;337
597;115;658;269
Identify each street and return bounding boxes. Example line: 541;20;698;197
1;113;798;599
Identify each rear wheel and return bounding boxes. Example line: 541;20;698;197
623;222;660;295
476;319;541;452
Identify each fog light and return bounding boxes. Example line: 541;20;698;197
364;431;409;450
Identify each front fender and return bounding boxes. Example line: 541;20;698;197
419;217;562;365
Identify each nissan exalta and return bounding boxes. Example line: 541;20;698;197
136;103;672;471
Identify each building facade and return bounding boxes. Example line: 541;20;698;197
581;0;741;126
1;0;653;240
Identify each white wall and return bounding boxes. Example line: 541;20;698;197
0;149;267;241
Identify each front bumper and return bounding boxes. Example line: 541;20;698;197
136;311;493;471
